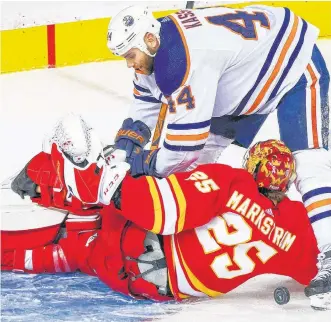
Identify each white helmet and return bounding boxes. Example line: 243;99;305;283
107;6;161;57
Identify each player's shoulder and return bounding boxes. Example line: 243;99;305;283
153;17;190;96
195;163;255;183
280;197;307;214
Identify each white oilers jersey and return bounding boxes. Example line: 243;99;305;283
129;72;168;128
129;5;319;176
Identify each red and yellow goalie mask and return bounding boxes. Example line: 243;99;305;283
243;139;296;192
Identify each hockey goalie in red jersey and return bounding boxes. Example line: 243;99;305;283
1;115;324;307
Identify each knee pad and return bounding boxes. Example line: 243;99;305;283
294;148;331;194
187;133;233;171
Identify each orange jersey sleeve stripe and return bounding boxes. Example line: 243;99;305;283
168;174;187;232
306;199;331;212
133;88;141;96
245;15;299;115
146;176;163;233
306;63;319;148
151;103;168;151
166;132;209;142
169;15;191;87
177;241;223;297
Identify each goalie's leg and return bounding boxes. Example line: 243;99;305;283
277;44;331;309
2;214;100;276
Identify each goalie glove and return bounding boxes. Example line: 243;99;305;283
11;151;58;200
10;151;62;207
11;161;40;199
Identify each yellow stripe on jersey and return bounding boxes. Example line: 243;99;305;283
168;175;187;232
146;176;163;233
167;270;189;299
177;241;223;297
178;292;190;299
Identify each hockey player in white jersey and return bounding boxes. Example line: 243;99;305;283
106;5;331;309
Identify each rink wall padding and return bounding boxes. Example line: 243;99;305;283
1;2;331;74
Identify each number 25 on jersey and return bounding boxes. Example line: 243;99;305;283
196;213;278;279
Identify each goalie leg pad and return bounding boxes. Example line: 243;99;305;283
5;230;98;275
2;214;101;275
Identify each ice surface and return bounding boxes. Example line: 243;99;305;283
1;39;331;321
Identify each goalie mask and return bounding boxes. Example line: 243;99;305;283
243;139;296;192
47;114;130;206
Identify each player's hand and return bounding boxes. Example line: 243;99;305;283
129;149;159;177
11;163;40;199
115;118;151;164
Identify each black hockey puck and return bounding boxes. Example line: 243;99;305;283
274;287;290;305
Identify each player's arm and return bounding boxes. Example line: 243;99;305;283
119;163;240;235
128;47;234;177
129;73;167;128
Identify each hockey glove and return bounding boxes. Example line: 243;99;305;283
11;162;40;199
129;149;159;178
115;118;151;164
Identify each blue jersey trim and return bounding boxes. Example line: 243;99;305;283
167;120;211;130
154;17;188;96
310;44;330;149
133;94;161;104
269;19;308;101
233;8;291;116
303;187;331;202
164;141;205;151
133;81;152;94
310;210;331;224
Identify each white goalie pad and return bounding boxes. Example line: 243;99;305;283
1;175;66;232
1;205;67;231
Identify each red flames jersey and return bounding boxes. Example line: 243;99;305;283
120;164;318;300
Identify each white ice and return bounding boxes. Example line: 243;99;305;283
1;39;331;322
